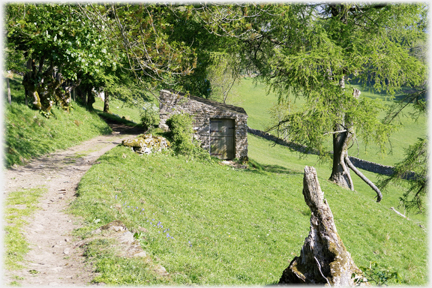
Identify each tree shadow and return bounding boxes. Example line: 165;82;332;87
246;159;302;176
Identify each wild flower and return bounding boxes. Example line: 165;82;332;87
115;195;117;200
166;233;170;238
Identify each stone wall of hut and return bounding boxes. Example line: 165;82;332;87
159;90;248;159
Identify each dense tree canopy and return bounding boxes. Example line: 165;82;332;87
6;4;117;113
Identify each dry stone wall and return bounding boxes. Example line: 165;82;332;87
159;90;248;159
247;127;416;180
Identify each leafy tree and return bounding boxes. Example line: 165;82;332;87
6;4;116;114
78;4;198;93
198;3;427;201
377;32;428;213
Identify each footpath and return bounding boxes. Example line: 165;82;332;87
3;123;142;286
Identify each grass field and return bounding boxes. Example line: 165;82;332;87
69;137;427;285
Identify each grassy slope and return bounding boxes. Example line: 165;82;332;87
70;142;427;285
93;97;142;124
232;78;427;166
68;77;427;285
4;75;112;167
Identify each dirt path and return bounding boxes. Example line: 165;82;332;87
3;124;142;286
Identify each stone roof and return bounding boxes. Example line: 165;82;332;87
163;89;247;115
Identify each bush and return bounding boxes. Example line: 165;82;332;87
166;113;195;155
166;113;210;160
140;102;159;130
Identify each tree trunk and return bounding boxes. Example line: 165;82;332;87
87;88;95;110
103;90;109;112
329;126;354;190
24;87;28;106
7;77;11;104
279;166;367;285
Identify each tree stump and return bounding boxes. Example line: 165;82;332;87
279;166;367;286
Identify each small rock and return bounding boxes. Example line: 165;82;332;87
63;248;70;255
119;231;135;245
153;264;168;276
91;228;102;234
133;251;147;258
64;238;69;242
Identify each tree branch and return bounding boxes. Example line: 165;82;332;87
345;155;383;202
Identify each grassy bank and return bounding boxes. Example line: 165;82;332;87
69;134;427;285
4;76;112;168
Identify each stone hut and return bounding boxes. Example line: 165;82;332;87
159;89;248;160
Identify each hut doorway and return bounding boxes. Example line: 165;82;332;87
210;119;235;159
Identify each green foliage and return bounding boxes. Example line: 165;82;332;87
207;52;241;104
165;113;209;160
140;102;159;130
355;262;402;286
4;188;46;270
6;4;116;79
378;138;428;213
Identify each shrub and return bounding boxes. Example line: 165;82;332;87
140;102;159;130
166;113;210;160
166;113;195;155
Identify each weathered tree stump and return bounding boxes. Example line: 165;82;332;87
279;166;367;286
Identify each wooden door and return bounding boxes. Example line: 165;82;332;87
210;119;235;159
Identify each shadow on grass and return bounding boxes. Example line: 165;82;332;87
97;111;140;127
247;158;302;176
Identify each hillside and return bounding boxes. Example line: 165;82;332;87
69;137;427;285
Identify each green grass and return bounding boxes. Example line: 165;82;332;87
4;76;112;168
93;97;142;124
4;187;46;271
69;135;427;285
